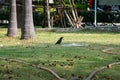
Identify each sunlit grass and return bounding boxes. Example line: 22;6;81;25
0;28;120;80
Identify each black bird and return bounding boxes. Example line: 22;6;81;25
55;37;63;45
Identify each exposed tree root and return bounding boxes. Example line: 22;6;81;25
85;62;120;80
87;48;120;80
0;57;120;80
0;57;65;80
102;48;119;54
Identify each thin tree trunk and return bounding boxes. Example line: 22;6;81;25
21;0;35;40
61;0;83;28
70;0;78;19
69;0;77;22
17;6;23;28
46;0;52;28
7;0;18;37
42;2;46;28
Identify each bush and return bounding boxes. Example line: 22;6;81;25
33;12;43;26
0;10;9;20
1;10;120;27
79;11;120;23
34;11;120;26
76;4;88;11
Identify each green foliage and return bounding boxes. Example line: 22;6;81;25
33;12;43;26
79;11;120;23
0;10;9;20
75;4;88;11
33;11;120;26
34;7;43;12
79;11;94;23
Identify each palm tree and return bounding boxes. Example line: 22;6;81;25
7;0;18;37
21;0;35;39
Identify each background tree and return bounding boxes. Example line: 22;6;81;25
46;0;52;28
7;0;18;37
21;0;35;39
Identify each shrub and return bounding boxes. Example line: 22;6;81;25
0;10;9;20
79;11;120;23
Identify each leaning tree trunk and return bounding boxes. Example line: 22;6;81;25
21;0;35;40
7;0;18;37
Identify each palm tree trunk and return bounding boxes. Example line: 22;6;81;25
21;0;35;39
7;0;18;37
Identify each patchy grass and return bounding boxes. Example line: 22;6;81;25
0;28;120;80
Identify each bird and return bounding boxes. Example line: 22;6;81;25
55;37;63;45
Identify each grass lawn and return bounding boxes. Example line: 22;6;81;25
0;28;120;80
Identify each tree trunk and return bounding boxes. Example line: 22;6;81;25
21;0;35;40
46;0;52;28
7;0;18;37
17;6;23;28
42;3;46;28
61;0;83;28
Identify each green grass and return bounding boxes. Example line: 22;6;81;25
0;28;120;80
